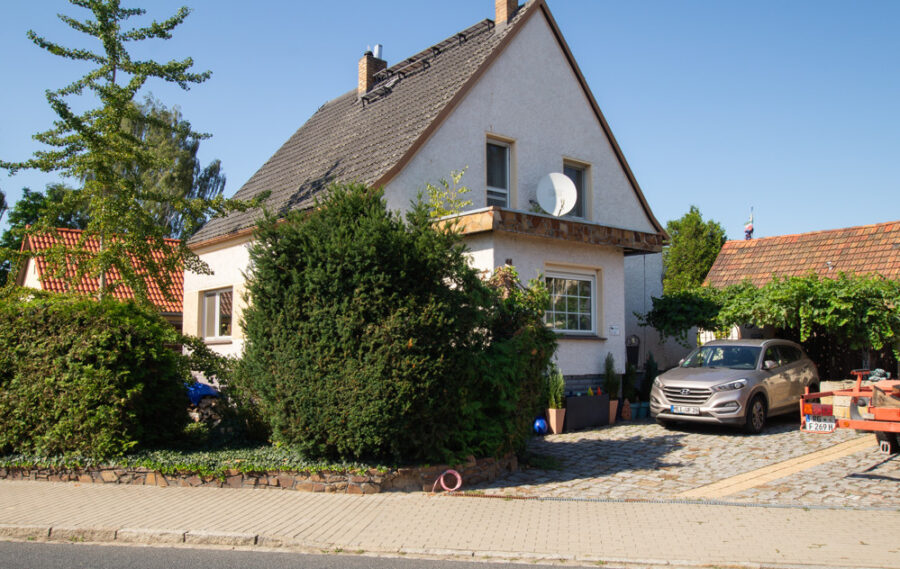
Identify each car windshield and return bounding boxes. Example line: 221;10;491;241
681;345;761;370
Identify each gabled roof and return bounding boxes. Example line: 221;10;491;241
191;0;664;247
18;228;184;314
705;221;900;288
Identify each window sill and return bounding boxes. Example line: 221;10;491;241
204;338;233;346
555;333;607;341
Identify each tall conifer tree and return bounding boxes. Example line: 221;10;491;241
1;1;250;300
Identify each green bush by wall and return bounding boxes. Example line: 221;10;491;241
0;291;206;459
233;184;555;465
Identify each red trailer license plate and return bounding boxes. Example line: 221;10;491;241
805;414;836;432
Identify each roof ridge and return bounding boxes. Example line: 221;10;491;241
367;19;496;98
724;219;900;245
27;227;183;245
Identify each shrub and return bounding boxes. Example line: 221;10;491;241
622;363;638;401
640;353;658;401
0;289;221;459
233;184;555;464
546;366;565;409
602;352;620;398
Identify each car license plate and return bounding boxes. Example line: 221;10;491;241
804;414;836;433
671;405;700;415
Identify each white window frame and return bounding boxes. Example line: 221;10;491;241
544;271;597;335
202;288;233;340
486;139;510;208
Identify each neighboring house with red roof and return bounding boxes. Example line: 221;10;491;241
16;227;184;327
706;221;900;288
701;220;900;343
184;0;668;386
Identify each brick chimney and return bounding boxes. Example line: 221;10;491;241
495;0;518;25
358;49;387;97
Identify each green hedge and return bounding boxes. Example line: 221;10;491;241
233;184;555;464
0;291;209;459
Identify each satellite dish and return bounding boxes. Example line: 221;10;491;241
536;173;577;216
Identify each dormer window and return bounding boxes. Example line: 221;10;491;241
486;140;510;207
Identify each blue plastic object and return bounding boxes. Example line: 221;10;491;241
185;382;220;406
533;417;548;435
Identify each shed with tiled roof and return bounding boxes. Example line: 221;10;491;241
705;221;900;288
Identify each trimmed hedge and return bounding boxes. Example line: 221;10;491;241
0;290;209;459
233;184;555;465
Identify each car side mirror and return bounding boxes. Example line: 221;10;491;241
764;360;778;370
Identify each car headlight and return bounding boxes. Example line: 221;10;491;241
652;377;662;388
712;379;748;392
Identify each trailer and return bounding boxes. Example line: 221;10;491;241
800;369;900;454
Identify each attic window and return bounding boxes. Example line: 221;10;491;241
486;141;510;207
563;162;586;219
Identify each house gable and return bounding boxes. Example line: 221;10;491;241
383;1;663;236
189;0;665;248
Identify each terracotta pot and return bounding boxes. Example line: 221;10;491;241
546;408;566;434
621;399;632;421
609;399;619;425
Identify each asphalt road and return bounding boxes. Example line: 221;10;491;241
0;541;567;569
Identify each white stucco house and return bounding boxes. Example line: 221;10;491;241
184;0;668;389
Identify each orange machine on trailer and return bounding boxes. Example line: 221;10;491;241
800;370;900;453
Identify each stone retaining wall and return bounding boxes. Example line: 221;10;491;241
0;454;516;494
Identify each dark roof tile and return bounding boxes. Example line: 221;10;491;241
191;11;532;245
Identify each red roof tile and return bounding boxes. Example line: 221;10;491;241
705;221;900;288
21;228;183;314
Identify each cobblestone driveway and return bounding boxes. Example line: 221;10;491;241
474;415;900;509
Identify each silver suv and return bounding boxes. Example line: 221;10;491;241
650;339;819;433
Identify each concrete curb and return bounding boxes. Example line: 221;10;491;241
0;524;51;539
48;526;117;542
184;530;257;546
117;528;186;544
1;523;897;569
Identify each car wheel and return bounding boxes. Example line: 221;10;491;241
744;395;767;434
875;431;900;454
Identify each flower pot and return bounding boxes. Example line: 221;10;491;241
621;399;633;421
609;399;619;425
546;408;566;434
639;401;650;419
564;393;609;431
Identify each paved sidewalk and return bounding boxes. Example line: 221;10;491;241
2;480;900;568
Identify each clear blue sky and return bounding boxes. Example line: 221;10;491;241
1;0;897;240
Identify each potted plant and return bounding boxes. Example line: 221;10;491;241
603;353;620;425
546;367;566;434
621;363;638;421
565;387;609;430
638;353;658;419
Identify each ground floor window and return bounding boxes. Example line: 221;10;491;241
544;272;596;334
202;288;233;339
